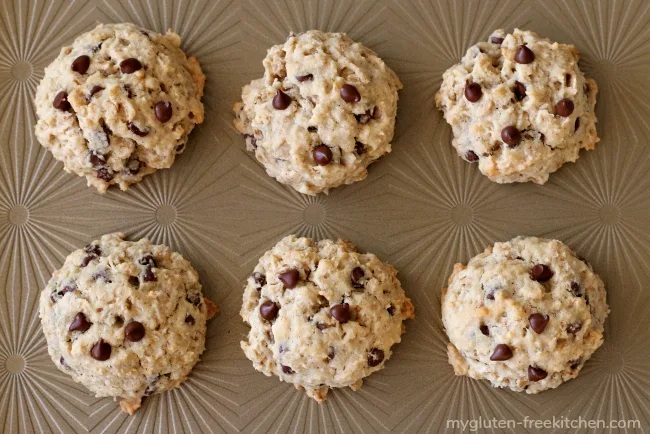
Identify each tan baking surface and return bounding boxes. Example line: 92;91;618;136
0;0;648;432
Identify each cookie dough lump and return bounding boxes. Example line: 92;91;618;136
240;235;414;401
435;29;599;184
34;23;205;192
39;233;217;414
442;237;609;393
234;30;402;195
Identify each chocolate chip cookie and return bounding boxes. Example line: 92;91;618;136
442;237;608;394
38;233;217;414
240;235;414;401
34;23;205;192
233;30;402;195
435;29;599;184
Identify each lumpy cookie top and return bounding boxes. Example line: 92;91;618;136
34;23;205;192
38;233;217;414
233;30;402;195
435;29;599;184
240;235;414;401
442;237;608;394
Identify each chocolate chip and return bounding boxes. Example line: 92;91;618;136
486;291;495;301
555;98;574;117
569;281;582;297
260;301;279;321
565;74;572;86
125;321;145;342
187;293;201;306
279;269;299;289
569;358;582;370
90;339;111;361
316;322;327;331
330;303;350;323
566;322;582;335
176;143;185;152
185;315;195;325
71;55;90;74
123;85;134;99
528;313;549;334
465;150;479;162
60;356;65;366
490;36;504;44
480;325;489;336
514;81;526;100
501;126;521;147
252;272;266;288
281;365;294;374
272;90;291;110
120;58;142;74
313;145;333;165
88;152;105;168
574;117;580;132
340;84;361;103
464;82;482;102
128;276;139;287
139;255;156;267
530;264;553;282
350;266;365;288
355;142;365;155
53;91;71;111
88;86;104;100
515;45;535;64
80;253;98;267
307;126;317;132
296;74;313;82
51;283;76;303
387;304;395;316
128;122;149;137
367;348;384;367
155;101;173;123
490;344;513;361
96;168;114;182
328;347;335;360
125;159;141;175
69;312;92;332
528;365;548;381
142;266;156;282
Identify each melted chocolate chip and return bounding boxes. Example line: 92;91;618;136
296;74;313;82
272;90;291;110
96;168;114;182
142;266;156;282
69;312;92;332
490;36;504;44
340;84;361;103
328;347;335;360
187;293;201;306
330;303;350;323
307;126;317;132
53;91;71;111
566;322;582;335
185;315;195;325
387;304;395;316
279;269;300;289
88;86;104;101
128;122;149;137
88;152;105;168
90;339;111;361
125;321;145;342
574;117;581;132
480;325;490;336
139;255;156;267
528;365;548;381
555;98;574;117
281;365;294;374
490;344;513;361
515;45;535;64
252;272;266;288
71;55;90;74
155;101;173;123
316;322;327;331
464;82;482;102
501;126;521;147
569;281;582;297
355;142;365;155
80;253;98;267
465;150;479;162
128;276;139;287
514;81;526;100
569;359;582;370
530;264;553;282
350;267;365;288
313;145;333;165
260;301;279;321
528;313;549;334
120;58;142;74
368;348;384;367
125;159;141;175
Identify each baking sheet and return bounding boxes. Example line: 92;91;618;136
0;0;648;432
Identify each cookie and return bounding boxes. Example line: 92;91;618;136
435;29;599;184
38;233;217;414
34;23;205;192
240;235;414;401
233;30;402;195
442;236;608;394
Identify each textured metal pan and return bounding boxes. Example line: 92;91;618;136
0;0;648;432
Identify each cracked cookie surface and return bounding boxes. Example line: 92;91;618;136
234;30;402;195
38;233;217;414
435;29;598;184
34;22;205;192
442;236;608;394
240;235;414;401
